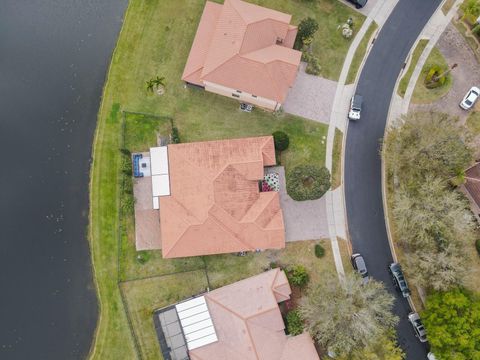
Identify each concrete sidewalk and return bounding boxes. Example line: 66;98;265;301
324;0;399;280
388;0;462;124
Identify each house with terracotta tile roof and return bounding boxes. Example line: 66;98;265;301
132;136;285;257
182;0;302;111
154;269;320;360
461;162;480;223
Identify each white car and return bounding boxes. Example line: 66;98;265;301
460;86;480;110
348;94;363;120
427;353;437;360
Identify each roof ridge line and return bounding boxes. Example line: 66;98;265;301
465;176;480;182
208;209;253;249
203;295;261;360
240;192;276;224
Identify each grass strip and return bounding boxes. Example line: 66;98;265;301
346;21;378;84
397;39;429;97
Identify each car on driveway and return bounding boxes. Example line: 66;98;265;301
351;253;369;282
388;262;410;297
348;94;363;120
345;0;368;9
460;86;480;110
408;312;427;342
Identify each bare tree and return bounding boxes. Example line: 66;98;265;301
299;273;398;357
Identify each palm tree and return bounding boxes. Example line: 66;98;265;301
299;273;398;357
145;79;155;92
153;76;165;88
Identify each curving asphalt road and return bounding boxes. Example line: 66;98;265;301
345;0;442;358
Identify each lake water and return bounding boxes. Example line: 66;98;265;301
0;1;127;358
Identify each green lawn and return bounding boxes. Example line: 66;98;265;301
442;0;456;15
121;271;210;360
254;0;365;80
119;240;343;360
88;0;359;358
411;46;453;104
346;21;378;84
466;111;480;135
331;128;343;189
397;39;429;97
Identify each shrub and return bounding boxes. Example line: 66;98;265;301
476;238;480;255
295;17;319;49
171;127;180;143
136;251;151;264
286;310;304;335
314;243;325;258
287;265;309;287
287;165;331;201
424;65;447;89
306;56;321;76
273;131;290;152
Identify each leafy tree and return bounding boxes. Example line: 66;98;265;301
299;273;398;357
286;265;309;287
384;111;472;188
287;165;331;201
423;288;480;360
286;310;304;336
340;330;404;360
384;111;475;290
272;131;290;152
295;17;319;48
461;0;480;19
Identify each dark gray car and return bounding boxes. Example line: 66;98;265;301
388;262;410;297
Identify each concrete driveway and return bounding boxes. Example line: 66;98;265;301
267;166;329;242
283;62;337;124
410;24;480;122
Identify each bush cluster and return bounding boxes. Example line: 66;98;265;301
286;310;304;336
272;131;290;152
287;265;309;287
304;53;322;76
476;238;480;256
424;65;447;89
314;243;325;258
287;165;331;201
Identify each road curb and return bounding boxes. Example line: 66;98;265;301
381;0;453;313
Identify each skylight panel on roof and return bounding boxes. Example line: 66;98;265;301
175;296;218;351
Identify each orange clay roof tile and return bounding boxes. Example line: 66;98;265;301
159;136;285;258
189;269;320;360
182;0;301;103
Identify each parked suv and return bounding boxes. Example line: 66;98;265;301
351;253;369;283
348;94;363;120
408;312;427;342
388;262;410;297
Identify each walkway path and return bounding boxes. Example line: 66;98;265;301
324;0;399;280
389;0;462;123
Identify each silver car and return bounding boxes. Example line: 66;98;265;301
460;86;480;110
351;253;369;283
408;312;427;343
